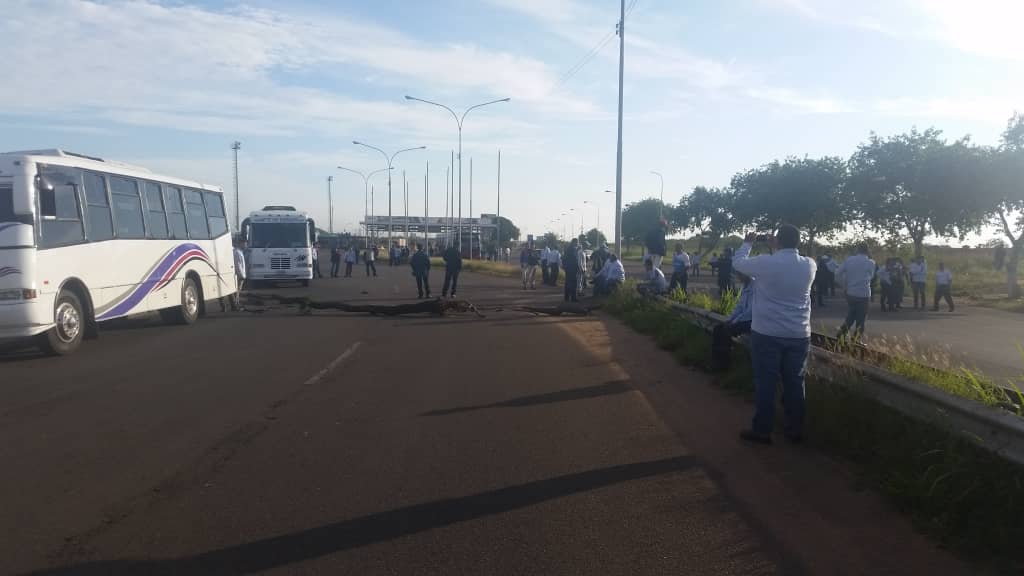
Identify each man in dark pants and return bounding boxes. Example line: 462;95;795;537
933;262;954;312
410;243;431;298
732;225;816;445
442;242;463;298
330;245;341;278
716;247;734;295
712;273;753;371
837;244;875;340
312;242;323;279
644;219;667;270
563;238;580;302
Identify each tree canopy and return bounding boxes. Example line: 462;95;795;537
676;186;736;256
583;227;607;249
621;198;674;245
730;156;849;252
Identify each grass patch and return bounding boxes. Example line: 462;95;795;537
604;284;1024;569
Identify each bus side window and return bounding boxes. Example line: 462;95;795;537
204;192;228;238
109;176;145;239
184;189;210;240
37;166;85;248
83;171;113;242
144;182;169;239
165;186;188;240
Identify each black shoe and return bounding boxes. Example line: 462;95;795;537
785;433;804;445
450;292;456;298
740;430;772;445
418;294;424;299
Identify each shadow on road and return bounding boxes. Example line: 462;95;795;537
25;456;696;576
421;380;633;417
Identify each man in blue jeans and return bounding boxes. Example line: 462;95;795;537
732;225;817;445
837;243;876;340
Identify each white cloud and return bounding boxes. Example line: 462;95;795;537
746;88;854;115
874;97;1022;126
0;0;596;136
912;0;1024;61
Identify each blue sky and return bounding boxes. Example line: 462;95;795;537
1;0;1021;241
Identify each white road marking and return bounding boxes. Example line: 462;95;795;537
302;342;362;387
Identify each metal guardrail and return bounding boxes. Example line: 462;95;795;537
661;298;1024;467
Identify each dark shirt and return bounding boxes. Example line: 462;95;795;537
443;246;463;271
645;227;667;257
591;247;608;273
716;256;732;282
410;251;431;275
564;246;579;274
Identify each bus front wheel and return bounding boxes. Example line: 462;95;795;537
163;277;200;325
39;290;85;356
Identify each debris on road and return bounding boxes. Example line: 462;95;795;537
241;293;486;318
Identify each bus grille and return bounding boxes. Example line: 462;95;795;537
271;257;291;270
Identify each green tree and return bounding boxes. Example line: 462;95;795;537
730;156;850;253
982;113;1024;298
583;227;607;249
541;231;561;249
621;198;674;246
676;186;737;257
484;216;520;254
848;128;984;257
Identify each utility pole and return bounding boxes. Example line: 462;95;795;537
469;157;473;259
327;175;334;234
231;141;241;233
496;148;501;261
614;0;625;256
424;162;429;248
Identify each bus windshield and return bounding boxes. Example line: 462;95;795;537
250;222;309;248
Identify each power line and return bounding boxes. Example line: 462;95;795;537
553;0;640;89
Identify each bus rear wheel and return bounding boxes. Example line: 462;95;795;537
39;290;85;356
163;277;200;325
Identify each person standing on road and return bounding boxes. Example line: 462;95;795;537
442;242;463;298
892;258;907;310
644;219;668;269
909;256;927;310
691;252;700;277
548;244;562;287
330;245;341;278
541;244;551;286
563;238;581;302
410;243;432;298
364;245;377;277
669;243;690;293
591;243;609;278
344;246;356;278
522;245;539;290
814;255;829;308
933;262;954;312
836;243;876;340
716;247;734;296
312;242;323;279
877;262;892;312
232;241;247;310
732;225;816;445
826;254;839;297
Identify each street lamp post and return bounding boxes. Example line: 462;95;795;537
650;170;664;218
231;141;241;233
405;95;510;258
337;165;393;248
327;176;334;234
352;142;425;252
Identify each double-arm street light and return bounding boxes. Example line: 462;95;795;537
405;95;510;258
336;165;393;247
650;170;664;218
352;142;426;250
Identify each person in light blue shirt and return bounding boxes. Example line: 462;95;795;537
669;243;690;293
731;225;816;445
837;244;876;339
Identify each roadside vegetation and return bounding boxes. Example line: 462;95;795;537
603;283;1024;569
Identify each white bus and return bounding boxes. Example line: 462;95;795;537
241;206;316;286
0;150;237;355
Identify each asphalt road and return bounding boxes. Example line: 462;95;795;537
0;263;975;575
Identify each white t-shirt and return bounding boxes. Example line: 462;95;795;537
909;262;927;283
935;270;952;286
548;250;561;266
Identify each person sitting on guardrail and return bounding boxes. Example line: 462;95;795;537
637;258;668;297
593;253;625;296
732;225;816;446
712;272;754;371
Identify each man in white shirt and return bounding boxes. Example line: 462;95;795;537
731;225;816;445
548;246;562;287
932;262;954;312
593;253;626;296
637;258;668;296
909;256;928;310
232;243;247;310
837;244;876;339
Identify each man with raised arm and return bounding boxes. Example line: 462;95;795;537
731;225;816;445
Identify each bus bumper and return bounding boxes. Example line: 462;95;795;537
0;300;52;339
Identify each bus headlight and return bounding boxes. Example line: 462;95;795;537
0;289;37;301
